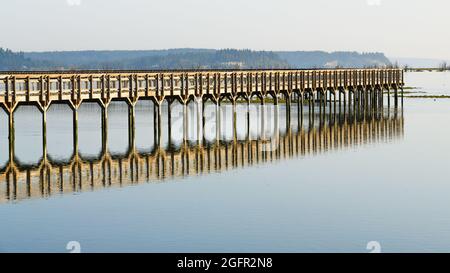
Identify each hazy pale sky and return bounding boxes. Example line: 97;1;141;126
1;0;449;59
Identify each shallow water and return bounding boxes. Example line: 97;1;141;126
405;70;450;95
0;72;450;253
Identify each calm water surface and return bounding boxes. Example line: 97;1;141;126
0;72;450;253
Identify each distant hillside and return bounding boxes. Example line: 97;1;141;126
276;51;391;68
23;49;290;70
84;49;290;70
24;48;216;68
0;48;52;70
1;48;392;70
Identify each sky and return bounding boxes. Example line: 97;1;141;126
1;0;449;60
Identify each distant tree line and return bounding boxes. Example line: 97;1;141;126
82;49;291;70
0;48;35;70
439;61;448;71
0;47;54;70
1;47;393;71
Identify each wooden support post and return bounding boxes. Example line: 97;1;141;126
364;88;369;112
101;104;108;153
215;100;220;143
307;92;311;123
356;89;360;116
379;88;383;109
153;101;158;147
394;87;398;108
311;92;315;124
401;86;404;108
128;102;135;151
261;105;266;146
285;97;291;132
42;108;47;161
183;102;188;144
246;97;250;141
285;93;291;121
297;92;303;127
338;90;342;113
322;91;326;117
387;87;391;108
274;104;279;147
346;90;350;116
157;102;162;147
8;110;15;163
168;100;172;147
318;91;322;118
73;107;78;155
202;98;206;140
197;98;202;144
333;91;337;116
232;99;237;142
299;92;304;128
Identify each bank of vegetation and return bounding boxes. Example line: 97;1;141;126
1;47;392;71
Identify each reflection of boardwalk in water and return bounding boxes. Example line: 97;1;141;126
0;108;403;203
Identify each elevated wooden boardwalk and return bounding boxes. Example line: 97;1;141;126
0;68;404;151
0;69;404;113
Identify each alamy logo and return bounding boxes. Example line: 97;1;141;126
66;0;82;6
367;0;381;6
66;241;81;253
366;241;382;253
